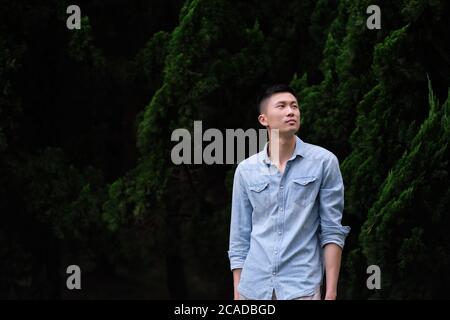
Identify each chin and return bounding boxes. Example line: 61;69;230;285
280;128;298;136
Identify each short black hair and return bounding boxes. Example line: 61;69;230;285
256;84;298;114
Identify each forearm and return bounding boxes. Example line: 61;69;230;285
232;268;242;300
323;243;342;300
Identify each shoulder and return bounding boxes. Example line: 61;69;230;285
236;151;264;170
301;140;338;163
233;151;267;184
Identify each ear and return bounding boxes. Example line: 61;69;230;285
258;114;268;127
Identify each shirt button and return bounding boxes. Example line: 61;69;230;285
272;272;276;275
280;207;283;211
274;250;278;254
278;231;282;235
280;185;284;189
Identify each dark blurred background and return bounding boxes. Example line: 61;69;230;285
1;0;449;299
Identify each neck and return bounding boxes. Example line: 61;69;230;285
268;132;296;165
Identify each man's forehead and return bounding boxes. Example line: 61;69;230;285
269;92;298;104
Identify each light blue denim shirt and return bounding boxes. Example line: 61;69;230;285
228;135;350;300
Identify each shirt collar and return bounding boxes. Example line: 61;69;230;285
262;135;305;165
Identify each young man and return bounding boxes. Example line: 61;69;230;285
228;84;350;300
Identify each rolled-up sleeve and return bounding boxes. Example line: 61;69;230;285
318;154;350;249
227;165;253;271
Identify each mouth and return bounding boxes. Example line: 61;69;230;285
285;119;297;124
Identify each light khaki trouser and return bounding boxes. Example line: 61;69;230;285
239;287;321;300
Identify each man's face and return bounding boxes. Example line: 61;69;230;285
258;92;300;135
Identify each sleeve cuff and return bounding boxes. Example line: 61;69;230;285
320;225;351;249
228;250;247;271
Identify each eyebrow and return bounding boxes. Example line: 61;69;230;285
274;100;298;105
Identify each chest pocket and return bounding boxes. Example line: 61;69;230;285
248;181;269;212
292;176;317;207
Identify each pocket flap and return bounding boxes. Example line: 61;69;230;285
249;181;269;192
293;176;317;186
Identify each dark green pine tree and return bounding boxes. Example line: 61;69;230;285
106;0;331;298
326;1;448;299
360;81;450;299
291;0;383;160
113;0;275;299
0;0;115;298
